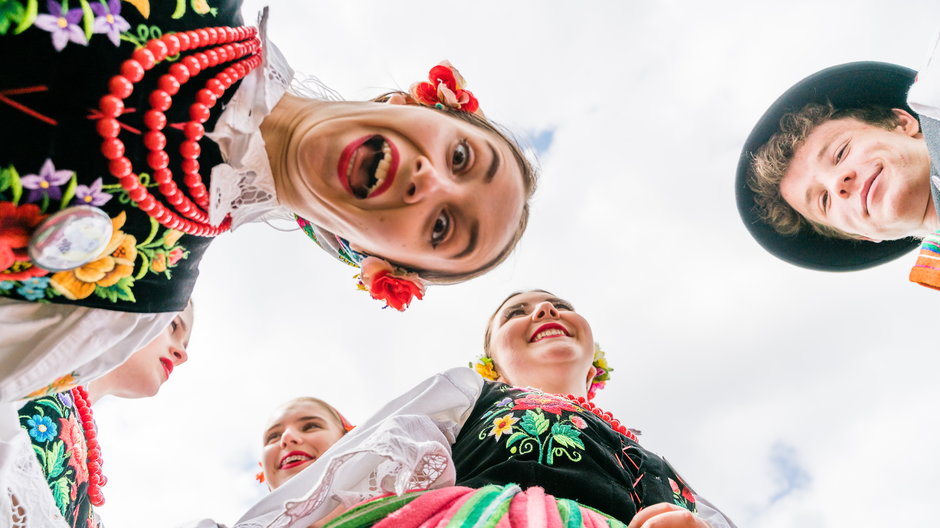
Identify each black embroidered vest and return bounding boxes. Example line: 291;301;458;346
0;0;246;312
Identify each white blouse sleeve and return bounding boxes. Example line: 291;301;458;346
232;367;484;528
908;29;940;120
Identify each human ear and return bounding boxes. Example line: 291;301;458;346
892;108;921;137
585;365;597;390
386;93;409;106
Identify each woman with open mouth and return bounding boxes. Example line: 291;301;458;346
225;290;735;528
0;0;537;431
259;396;353;492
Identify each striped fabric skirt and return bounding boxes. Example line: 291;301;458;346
323;483;626;528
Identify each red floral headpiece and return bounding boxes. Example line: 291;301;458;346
357;257;428;312
410;61;480;114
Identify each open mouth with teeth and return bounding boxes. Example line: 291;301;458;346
279;451;314;470
529;323;571;343
338;134;399;199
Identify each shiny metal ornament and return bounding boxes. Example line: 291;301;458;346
28;206;113;272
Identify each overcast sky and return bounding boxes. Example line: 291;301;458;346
89;1;940;527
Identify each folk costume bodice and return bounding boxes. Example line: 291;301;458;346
452;381;698;524
0;0;249;313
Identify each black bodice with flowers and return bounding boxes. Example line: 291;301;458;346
0;0;246;312
452;382;697;524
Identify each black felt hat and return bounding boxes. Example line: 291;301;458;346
735;61;921;271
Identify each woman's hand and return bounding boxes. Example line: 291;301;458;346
627;503;711;528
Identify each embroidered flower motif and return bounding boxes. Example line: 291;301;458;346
488;414;519;441
163;229;184;247
90;0;129;46
511;393;579;416
50;211;136;300
33;1;88;51
123;0;149;18
410;61;480;113
16;276;50;300
569;415;588;430
168;247;184;265
20;159;73;203
357;256;426;311
26;414;58;442
73;177;112;207
587;343;613;400
150;251;167;272
0;201;49;280
669;478;697;511
25;373;79;399
57;390;73;408
472;356;499;381
59;414;89;493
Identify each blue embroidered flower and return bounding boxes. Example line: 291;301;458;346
20;159;72;203
17;277;50;301
73;177;112;207
33;1;88;51
26;414;57;442
91;0;129;46
0;280;14;292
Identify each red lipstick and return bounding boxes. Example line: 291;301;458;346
529;323;571;343
337;135;399;199
159;357;173;380
279;450;314;470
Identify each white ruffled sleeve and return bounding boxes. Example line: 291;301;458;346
232;367;484;528
908;30;940;120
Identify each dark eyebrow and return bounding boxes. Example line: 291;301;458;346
453;219;479;259
485;141;500;183
502;302;528;315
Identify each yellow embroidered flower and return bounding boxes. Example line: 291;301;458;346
473;356;499;381
124;0;150;18
488;414;519;441
150;252;167;273
163;229;183;247
50;212;137;300
24;373;78;399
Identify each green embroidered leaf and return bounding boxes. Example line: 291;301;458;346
8;165;22;204
171;0;185;18
51;476;70;512
31;444;46;467
0;2;25;35
520;409;549;436
0;167;10;193
46;440;65;477
505;431;528;448
135;252;150;280
78;0;93;39
552;433;585;450
94;276;136;303
34;398;63;415
13;0;36;34
58;173;77;210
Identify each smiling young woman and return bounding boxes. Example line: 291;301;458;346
222;290;736;528
0;1;538;474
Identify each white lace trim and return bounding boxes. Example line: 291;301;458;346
271;421;452;528
1;427;70;528
207;8;294;230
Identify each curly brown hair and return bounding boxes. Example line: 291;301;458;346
748;102;901;239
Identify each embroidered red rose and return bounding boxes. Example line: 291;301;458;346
168;247;184;265
0;201;49;280
511;393;579;415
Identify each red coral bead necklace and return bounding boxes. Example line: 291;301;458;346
96;26;263;237
561;393;639;443
71;386;106;506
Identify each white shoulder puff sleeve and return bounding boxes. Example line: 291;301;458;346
232;367;484;528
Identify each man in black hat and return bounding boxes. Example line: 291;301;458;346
736;56;940;274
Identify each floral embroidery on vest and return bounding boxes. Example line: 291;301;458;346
477;388;588;465
24;372;80;399
18;391;98;527
0;159;190;302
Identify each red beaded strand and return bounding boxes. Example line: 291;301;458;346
97;26;262;236
562;394;638;442
72;386;106;506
